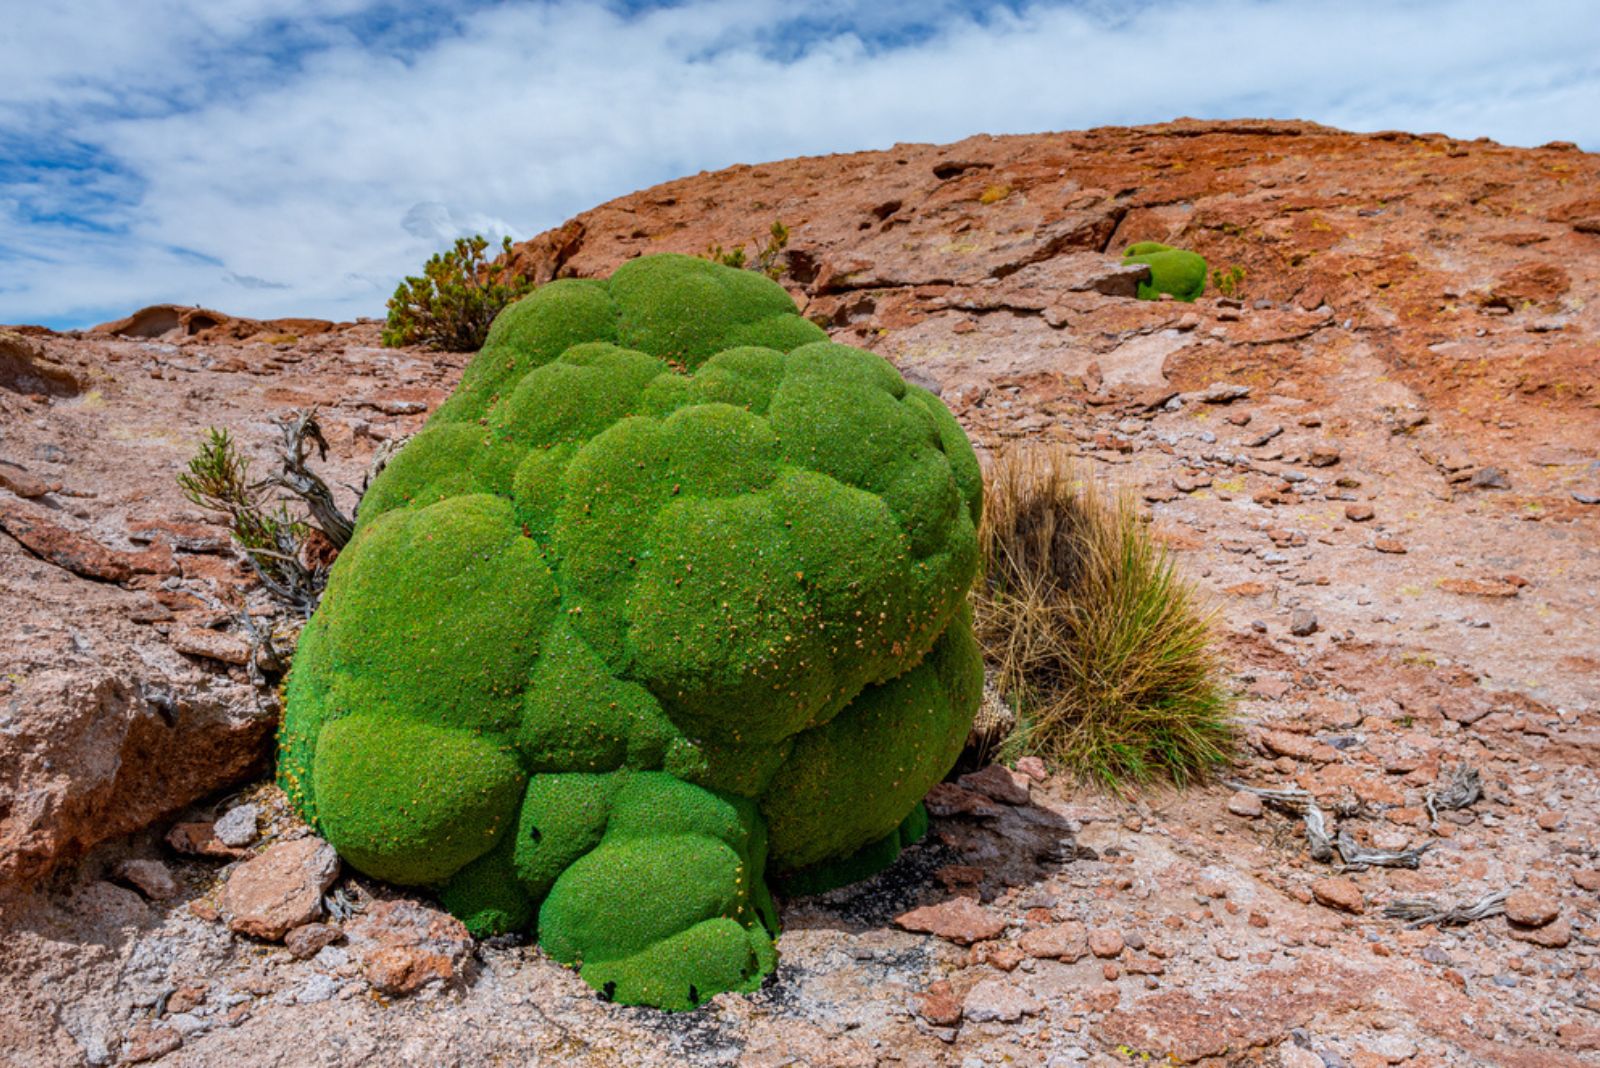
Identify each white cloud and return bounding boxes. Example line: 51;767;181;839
3;0;1597;327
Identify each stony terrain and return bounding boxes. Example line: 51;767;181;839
1;119;1597;1066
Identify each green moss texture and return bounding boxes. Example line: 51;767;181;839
1122;241;1208;302
278;253;983;1010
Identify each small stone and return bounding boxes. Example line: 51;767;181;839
1345;503;1375;522
1572;869;1600;891
1013;755;1048;782
1289;609;1318;636
1470;466;1510;490
1227;790;1264;818
212;804;260;848
1019;921;1087;961
1308;444;1341;467
1558;1023;1600;1051
223;837;339;941
168;626;252;666
983;945;1025;972
1311;876;1365;914
917;980;963;1026
896;897;1007;945
1087;928;1124;958
121;1025;182;1064
1365;1034;1417;1063
1279;1045;1323;1068
1507;916;1570;948
1504;890;1560;928
295;974;340;1005
166;821;248;859
924;782;1004;819
1374;538;1407;554
961;978;1042;1023
114;859;179;901
1536;810;1564;831
285;922;345;960
957;764;1030;806
165;984;207;1014
347;899;475;996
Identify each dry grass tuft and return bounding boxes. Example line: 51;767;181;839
973;442;1233;789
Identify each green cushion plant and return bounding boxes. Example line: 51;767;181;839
279;253;984;1010
1122;241;1208;302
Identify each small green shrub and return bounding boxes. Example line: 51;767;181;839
179;427;320;610
1212;264;1247;298
1122;242;1208;302
704;219;790;280
383;235;534;351
974;442;1232;789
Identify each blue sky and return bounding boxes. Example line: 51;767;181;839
4;0;1597;329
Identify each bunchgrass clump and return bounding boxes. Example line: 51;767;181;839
383;234;534;351
974;443;1232;789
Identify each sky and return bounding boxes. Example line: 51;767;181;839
3;0;1597;329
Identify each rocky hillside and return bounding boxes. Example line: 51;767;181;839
1;120;1597;1066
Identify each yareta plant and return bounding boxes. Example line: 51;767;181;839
1122;241;1208;302
278;253;984;1010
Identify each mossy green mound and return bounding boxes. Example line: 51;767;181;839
279;253;983;1011
1122;241;1208;302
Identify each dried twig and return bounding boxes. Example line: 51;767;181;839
1222;779;1313;811
1425;763;1483;829
1336;827;1433;870
271;410;354;548
1383;890;1507;929
1304;802;1335;863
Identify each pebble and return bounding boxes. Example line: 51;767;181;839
1470;466;1510;490
1311;876;1365;914
1019;921;1088;961
222;837;340;941
958;764;1031;806
285;922;344;960
895;898;1008;945
1345;503;1375;522
962;978;1042;1023
1504;890;1559;928
347;899;475;996
1013;755;1048;782
1280;1046;1323;1068
295;974;340;1005
1365;1033;1417;1063
1088;928;1125;958
917;980;963;1026
120;1025;182;1064
1536;810;1564;831
1289;609;1319;636
1507;917;1571;948
1227;791;1265;818
114;858;179;901
213;804;261;848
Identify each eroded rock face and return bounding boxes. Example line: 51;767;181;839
0;666;271;888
